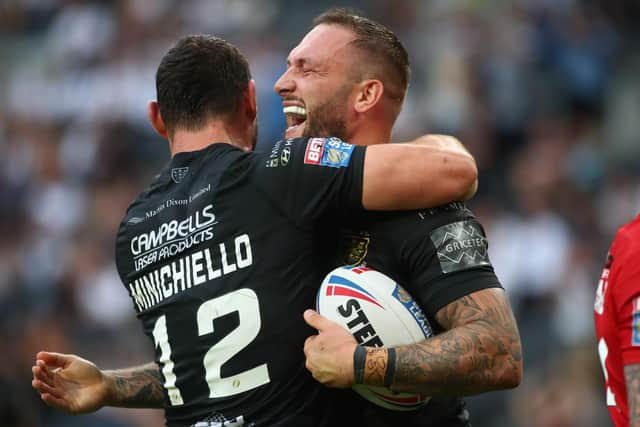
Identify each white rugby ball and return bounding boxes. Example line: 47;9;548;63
316;265;433;411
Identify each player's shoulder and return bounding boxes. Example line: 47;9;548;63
258;136;361;170
122;166;172;217
260;136;310;153
355;203;482;254
612;214;640;255
616;214;640;240
256;137;305;168
415;201;476;224
606;215;640;305
371;201;476;229
119;145;233;226
118;177;173;234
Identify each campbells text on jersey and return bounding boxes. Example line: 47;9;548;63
128;234;253;312
131;204;217;271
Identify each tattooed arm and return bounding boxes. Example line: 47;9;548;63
104;363;164;408
386;288;522;394
626;364;640;427
303;288;522;394
32;352;164;413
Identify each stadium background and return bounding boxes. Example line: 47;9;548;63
1;0;639;426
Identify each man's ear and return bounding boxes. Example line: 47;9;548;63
147;101;169;138
354;79;384;114
244;80;258;121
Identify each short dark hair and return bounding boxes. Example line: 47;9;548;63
313;8;410;100
155;35;251;134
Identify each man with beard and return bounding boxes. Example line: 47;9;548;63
30;32;478;427
276;9;522;427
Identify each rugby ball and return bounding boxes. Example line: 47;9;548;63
316;266;433;411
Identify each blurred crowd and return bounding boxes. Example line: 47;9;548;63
1;1;639;426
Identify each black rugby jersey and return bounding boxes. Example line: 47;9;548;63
115;137;365;427
335;202;503;427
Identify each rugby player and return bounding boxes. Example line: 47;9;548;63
31;34;478;427
279;9;522;426
594;214;640;427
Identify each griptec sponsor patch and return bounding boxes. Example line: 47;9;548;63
429;220;491;274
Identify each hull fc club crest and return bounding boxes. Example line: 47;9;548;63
171;167;189;183
340;232;371;266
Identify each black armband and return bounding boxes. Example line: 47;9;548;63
384;348;396;388
353;345;366;384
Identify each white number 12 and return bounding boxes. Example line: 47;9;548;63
152;288;270;405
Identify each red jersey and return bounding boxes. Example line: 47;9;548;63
594;214;640;427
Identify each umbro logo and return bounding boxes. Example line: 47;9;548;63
171;167;189;183
127;216;145;225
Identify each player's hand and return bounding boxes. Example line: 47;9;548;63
31;351;111;414
303;309;357;388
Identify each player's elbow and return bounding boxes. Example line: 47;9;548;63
446;155;478;201
460;178;478;201
496;346;523;390
501;359;523;390
482;326;522;391
509;332;523;388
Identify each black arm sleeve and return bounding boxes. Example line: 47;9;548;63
400;215;503;317
251;137;366;225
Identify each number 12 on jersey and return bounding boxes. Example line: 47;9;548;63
151;288;271;405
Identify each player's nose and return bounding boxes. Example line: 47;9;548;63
274;69;295;96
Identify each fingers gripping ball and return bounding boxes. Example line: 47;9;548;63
316;266;432;410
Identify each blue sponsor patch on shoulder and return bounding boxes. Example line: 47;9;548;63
319;138;355;168
633;314;640;346
633;298;640;346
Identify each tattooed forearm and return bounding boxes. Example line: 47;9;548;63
625;364;640;427
391;288;522;395
104;363;164;408
363;348;388;386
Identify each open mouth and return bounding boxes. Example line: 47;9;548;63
283;105;307;137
